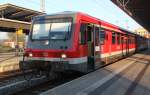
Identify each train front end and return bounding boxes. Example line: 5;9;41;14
20;12;79;72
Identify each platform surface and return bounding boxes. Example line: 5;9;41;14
0;53;19;73
40;49;150;95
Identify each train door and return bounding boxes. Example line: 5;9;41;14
122;35;127;56
80;22;101;72
124;37;127;56
127;36;130;54
121;36;124;56
93;25;101;69
87;24;95;71
87;24;101;71
126;35;129;55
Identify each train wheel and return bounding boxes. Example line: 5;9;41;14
45;66;57;80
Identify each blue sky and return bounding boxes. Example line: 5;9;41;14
0;0;142;39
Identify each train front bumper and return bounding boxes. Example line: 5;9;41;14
19;60;69;72
19;57;87;72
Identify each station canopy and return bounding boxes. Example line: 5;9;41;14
111;0;150;32
0;3;45;32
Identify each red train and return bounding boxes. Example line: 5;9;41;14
20;12;148;73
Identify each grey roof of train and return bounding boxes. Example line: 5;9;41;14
33;11;142;37
34;11;79;18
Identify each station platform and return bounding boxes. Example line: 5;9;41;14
0;54;19;73
40;49;150;95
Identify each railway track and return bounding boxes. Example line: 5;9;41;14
0;70;21;80
0;57;128;95
0;71;83;95
0;52;84;95
12;72;83;95
0;63;116;95
0;70;45;95
0;52;17;63
0;56;17;63
1;50;148;95
0;61;116;95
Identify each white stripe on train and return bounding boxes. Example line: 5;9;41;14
25;57;87;64
101;48;135;58
25;48;135;64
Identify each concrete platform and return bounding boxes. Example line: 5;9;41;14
40;49;150;95
0;54;20;73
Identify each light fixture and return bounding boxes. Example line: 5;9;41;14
61;54;67;59
29;53;33;57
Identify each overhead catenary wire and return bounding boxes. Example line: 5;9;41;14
91;0;122;24
92;0;131;29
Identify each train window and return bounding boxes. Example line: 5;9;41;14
112;32;116;44
32;18;72;40
80;23;87;44
99;30;105;44
128;38;131;44
132;38;134;44
131;38;133;44
87;25;93;42
95;27;100;45
50;22;71;39
32;23;50;39
121;36;124;44
133;38;135;44
117;33;121;44
129;36;132;44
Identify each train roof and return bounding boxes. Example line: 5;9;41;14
33;11;146;38
33;11;77;18
77;12;146;38
33;11;119;28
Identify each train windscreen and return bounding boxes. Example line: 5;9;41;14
31;18;72;40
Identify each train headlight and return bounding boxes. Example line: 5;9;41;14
61;54;67;59
29;53;33;57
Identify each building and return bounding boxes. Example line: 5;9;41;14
134;28;150;38
3;39;15;48
135;28;150;48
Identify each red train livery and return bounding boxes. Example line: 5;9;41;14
20;12;148;73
